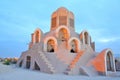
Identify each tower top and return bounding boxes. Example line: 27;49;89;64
50;7;75;31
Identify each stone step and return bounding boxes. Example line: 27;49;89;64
48;64;53;68
44;59;49;63
39;52;55;73
48;66;54;70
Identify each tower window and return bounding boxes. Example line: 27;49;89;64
59;16;67;26
35;31;40;43
51;17;57;28
84;32;88;44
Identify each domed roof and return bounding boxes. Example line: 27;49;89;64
57;7;69;12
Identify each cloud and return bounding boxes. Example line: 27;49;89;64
97;37;120;43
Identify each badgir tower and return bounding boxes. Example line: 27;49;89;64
17;7;117;76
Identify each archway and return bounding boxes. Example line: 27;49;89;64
84;32;88;44
58;28;69;41
44;37;57;52
68;37;80;53
47;39;55;52
26;56;31;69
106;51;114;71
70;40;77;53
35;31;40;43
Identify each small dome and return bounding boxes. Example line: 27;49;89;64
57;7;69;12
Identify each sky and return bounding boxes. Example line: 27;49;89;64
0;0;120;58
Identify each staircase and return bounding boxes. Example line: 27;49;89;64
65;50;84;74
39;52;55;73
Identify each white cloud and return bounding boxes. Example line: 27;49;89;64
97;37;120;43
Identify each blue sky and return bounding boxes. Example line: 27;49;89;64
0;0;120;58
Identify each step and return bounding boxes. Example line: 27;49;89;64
48;64;52;68
50;68;54;70
39;53;55;73
40;54;44;56
48;66;54;70
40;55;46;58
44;60;49;63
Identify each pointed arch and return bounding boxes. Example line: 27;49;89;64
68;37;81;53
29;28;43;49
106;52;112;71
35;31;40;43
91;49;116;75
47;39;55;52
80;30;90;45
56;26;70;41
34;28;41;43
105;49;116;75
44;37;57;52
84;32;88;44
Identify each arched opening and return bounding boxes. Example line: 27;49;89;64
115;59;120;71
68;37;80;53
58;28;69;41
19;60;23;67
35;31;40;43
106;51;114;71
26;56;31;69
47;39;55;52
34;61;40;70
84;32;88;44
70;40;77;53
44;37;57;52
